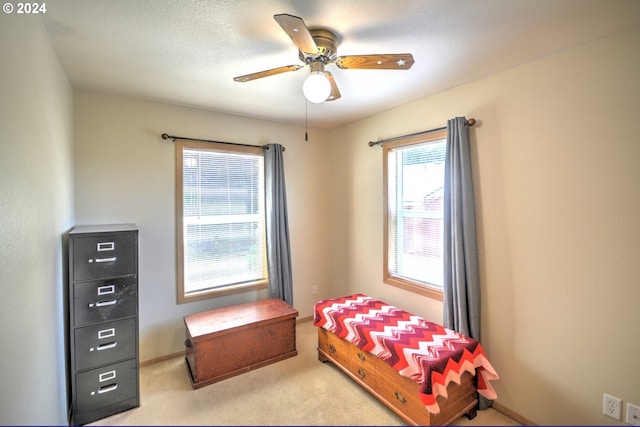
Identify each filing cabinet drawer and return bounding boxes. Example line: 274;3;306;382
75;359;138;413
72;233;136;281
74;318;137;371
73;276;137;327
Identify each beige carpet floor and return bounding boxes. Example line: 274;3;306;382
88;320;521;426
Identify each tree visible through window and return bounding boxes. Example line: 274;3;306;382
383;129;446;300
176;140;267;303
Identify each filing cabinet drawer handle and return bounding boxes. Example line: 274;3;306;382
97;384;118;394
95;257;117;263
95;299;117;307
96;342;117;351
357;352;366;362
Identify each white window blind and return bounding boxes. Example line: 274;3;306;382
387;138;446;288
179;145;266;298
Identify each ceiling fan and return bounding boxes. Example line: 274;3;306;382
233;13;415;103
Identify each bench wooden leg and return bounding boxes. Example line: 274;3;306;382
465;407;478;420
318;351;329;363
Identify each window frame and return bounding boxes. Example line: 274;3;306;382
383;129;447;301
175;139;268;304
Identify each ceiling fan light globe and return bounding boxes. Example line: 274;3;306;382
303;71;331;103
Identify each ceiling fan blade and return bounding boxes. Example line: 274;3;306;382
335;54;415;70
325;71;341;101
233;65;303;82
273;13;319;54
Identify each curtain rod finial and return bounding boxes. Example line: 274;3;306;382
161;133;170;140
466;118;476;126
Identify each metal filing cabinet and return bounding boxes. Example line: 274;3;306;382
68;224;139;425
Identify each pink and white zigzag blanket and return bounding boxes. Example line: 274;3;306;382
313;293;499;414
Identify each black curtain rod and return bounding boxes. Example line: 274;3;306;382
161;133;285;151
367;118;476;147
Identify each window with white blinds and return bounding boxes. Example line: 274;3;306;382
383;129;446;299
176;140;267;303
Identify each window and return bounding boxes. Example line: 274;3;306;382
176;140;267;303
383;129;446;300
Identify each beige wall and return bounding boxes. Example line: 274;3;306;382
0;15;74;425
327;28;640;425
73;93;331;361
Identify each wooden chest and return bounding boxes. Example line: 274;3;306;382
184;298;298;389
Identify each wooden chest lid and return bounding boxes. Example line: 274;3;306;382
184;298;298;341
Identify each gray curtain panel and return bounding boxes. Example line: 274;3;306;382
264;144;293;306
442;117;491;409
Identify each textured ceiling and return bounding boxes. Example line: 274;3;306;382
42;0;640;129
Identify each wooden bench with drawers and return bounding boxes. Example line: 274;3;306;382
317;327;477;426
314;294;499;426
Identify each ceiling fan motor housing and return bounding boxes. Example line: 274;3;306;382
299;28;338;64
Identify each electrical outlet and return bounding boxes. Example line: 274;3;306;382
627;403;640;426
604;393;622;420
312;285;318;295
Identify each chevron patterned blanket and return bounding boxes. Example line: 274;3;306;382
313;293;499;414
